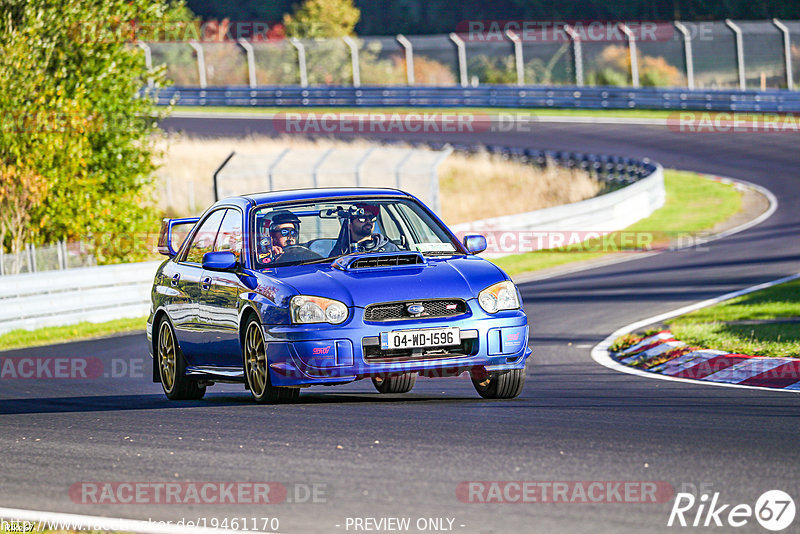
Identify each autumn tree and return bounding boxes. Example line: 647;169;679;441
0;0;194;263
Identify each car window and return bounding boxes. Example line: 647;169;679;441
184;209;226;264
214;209;244;261
252;198;459;267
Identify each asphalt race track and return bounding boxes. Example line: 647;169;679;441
1;116;799;534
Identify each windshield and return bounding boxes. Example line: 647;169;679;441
252;197;461;268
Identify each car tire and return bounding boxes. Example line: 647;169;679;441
372;372;417;394
157;318;206;401
471;368;525;399
243;316;300;404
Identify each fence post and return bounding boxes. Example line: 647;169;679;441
290;38;309;87
267;148;291;191
563;25;583;86
773;19;793;90
137;42;154;89
449;33;468;87
430;145;453;215
342;36;361;87
725;19;746;90
396;34;415;85
0;246;4;276
354;147;376;187
505;30;524;86
29;243;37;273
237;38;257;89
618;23;639;88
212;151;236;202
57;240;64;270
673;22;695;89
188;41;207;89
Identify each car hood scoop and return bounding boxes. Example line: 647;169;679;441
333;252;425;271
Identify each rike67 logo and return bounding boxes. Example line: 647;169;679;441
668;490;795;531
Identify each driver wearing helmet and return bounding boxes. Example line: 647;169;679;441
335;203;399;255
257;210;300;264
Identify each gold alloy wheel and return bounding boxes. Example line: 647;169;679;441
158;321;176;391
245;321;268;398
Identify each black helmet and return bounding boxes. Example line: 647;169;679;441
268;210;300;232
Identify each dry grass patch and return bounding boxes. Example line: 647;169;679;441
437;152;601;224
154;135;601;222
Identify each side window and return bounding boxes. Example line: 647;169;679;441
215;209;243;261
184;210;226;264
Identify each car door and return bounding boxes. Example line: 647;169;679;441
200;208;245;367
172;208;226;364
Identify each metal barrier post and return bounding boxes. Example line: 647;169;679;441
29;243;37;273
57;240;64;270
673;22;695;89
618;23;640;88
267;148;291;191
725;19;746;90
430;146;453;215
137;42;154;89
354;147;376;187
449;33;468;87
505;30;524;86
212;151;236;202
290;38;309;87
396;34;415;85
773;19;793;90
237;38;257;88
563;25;583;86
343;36;361;87
188;41;207;89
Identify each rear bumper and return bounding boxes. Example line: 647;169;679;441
264;307;531;386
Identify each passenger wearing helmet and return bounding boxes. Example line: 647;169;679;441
334;203;399;255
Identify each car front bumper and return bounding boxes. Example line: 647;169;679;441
263;306;531;387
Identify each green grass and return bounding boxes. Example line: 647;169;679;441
493;169;743;276
0;317;147;352
174;106;772;121
668;279;800;357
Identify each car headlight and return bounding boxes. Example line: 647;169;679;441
290;295;349;325
478;281;520;313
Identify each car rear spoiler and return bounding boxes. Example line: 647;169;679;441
157;217;200;257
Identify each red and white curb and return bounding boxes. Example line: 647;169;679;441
612;331;800;390
592;273;800;394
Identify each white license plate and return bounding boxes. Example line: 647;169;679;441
380;327;460;350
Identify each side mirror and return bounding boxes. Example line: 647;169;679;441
463;234;487;254
202;251;237;271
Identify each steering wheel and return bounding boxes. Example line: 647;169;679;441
278;245;324;262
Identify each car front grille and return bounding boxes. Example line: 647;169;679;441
364;299;467;322
363;338;477;361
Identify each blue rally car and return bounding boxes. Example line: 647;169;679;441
147;188;531;403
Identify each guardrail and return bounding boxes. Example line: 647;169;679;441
0;145;661;334
155;85;800;113
0;262;160;334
